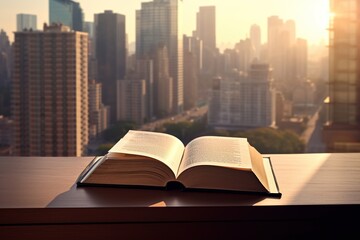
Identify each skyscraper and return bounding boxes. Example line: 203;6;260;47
250;24;261;60
323;0;360;152
267;16;297;89
12;24;88;156
0;30;12;117
49;0;83;31
196;6;216;51
195;6;217;75
136;0;183;114
95;10;126;123
183;35;201;110
16;14;37;31
88;80;109;139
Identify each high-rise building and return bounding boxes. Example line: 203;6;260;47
136;0;183;114
0;30;12;117
196;6;216;51
0;30;11;85
88;80;109;139
208;64;275;129
250;24;261;60
323;0;360;152
136;59;154;120
49;0;83;31
195;6;217;75
95;10;126;123
153;45;173;117
16;14;37;31
295;38;308;80
234;38;256;72
183;35;201;110
83;21;97;80
116;79;146;125
12;24;88;156
267;16;297;90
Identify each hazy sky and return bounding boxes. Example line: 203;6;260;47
0;0;329;49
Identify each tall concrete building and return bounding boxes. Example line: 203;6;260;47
196;6;216;51
16;14;37;31
183;35;202;110
0;30;12;117
234;38;256;73
153;45;173;117
267;16;297;90
195;6;217;75
88;80;109;139
12;24;88;156
208;64;275;129
0;30;11;85
323;0;360;152
116;79;146;125
250;24;261;60
295;38;308;80
136;0;183;114
136;59;154;120
49;0;83;31
95;10;126;123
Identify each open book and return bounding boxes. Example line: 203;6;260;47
77;130;281;196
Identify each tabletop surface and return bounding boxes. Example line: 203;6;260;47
1;153;360;210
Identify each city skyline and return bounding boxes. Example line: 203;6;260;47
0;0;329;50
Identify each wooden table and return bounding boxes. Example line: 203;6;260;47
1;153;360;239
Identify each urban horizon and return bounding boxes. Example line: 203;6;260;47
0;0;330;51
2;0;355;157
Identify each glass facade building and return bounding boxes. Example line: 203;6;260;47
16;14;37;31
323;0;360;152
49;0;83;31
95;11;126;124
136;0;183;114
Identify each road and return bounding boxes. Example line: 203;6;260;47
140;106;208;131
300;106;326;153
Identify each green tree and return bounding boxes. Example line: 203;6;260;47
102;121;138;142
96;143;115;155
238;128;305;154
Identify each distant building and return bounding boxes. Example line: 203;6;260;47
16;14;37;31
136;0;183;114
208;64;275;129
0;30;12;117
183;35;200;110
95;10;126;124
136;59;154;120
116;79;146;125
195;6;217;75
250;24;261;60
267;16;298;89
12;24;88;156
292;80;316;113
88;80;109;139
153;45;173;117
295;38;308;80
234;38;256;73
0;115;13;156
83;22;97;81
196;6;216;51
0;30;11;85
49;0;83;31
323;0;360;152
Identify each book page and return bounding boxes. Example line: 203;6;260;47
108;130;185;175
177;136;252;177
